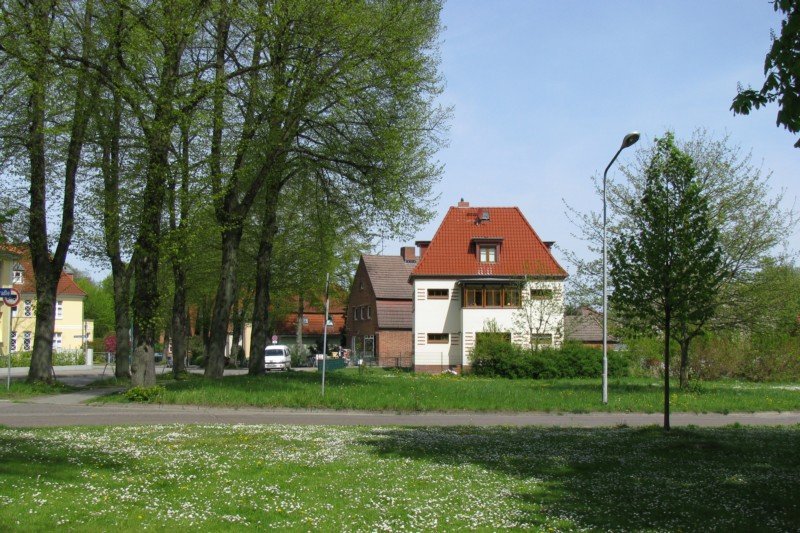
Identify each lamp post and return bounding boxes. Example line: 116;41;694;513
602;131;640;404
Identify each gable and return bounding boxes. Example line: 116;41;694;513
410;206;567;278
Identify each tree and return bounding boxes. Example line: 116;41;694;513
0;1;97;382
732;1;800;148
75;277;115;338
610;133;723;430
564;130;794;382
512;279;564;351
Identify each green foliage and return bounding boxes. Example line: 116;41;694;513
471;339;630;379
76;276;115;338
732;1;800;147
6;350;87;367
610;132;723;333
124;385;165;403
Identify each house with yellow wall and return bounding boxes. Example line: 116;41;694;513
0;246;21;355
1;245;90;353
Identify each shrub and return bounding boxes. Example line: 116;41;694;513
125;385;166;403
471;339;631;379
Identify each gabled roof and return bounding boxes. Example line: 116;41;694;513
376;300;412;329
564;307;618;343
0;244;86;297
410;205;567;278
362;255;414;299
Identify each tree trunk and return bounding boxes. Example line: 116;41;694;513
249;193;280;375
663;305;671;431
205;227;243;378
26;1;93;383
171;264;188;376
111;262;131;379
679;339;691;389
296;295;305;358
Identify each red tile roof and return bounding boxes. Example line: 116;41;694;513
275;310;346;335
0;244;86;297
410;206;567;279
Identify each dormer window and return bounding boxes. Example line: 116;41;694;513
472;237;502;264
12;263;23;284
478;245;496;263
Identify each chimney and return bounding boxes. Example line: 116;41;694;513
543;241;555;250
457;198;469;208
400;246;416;263
415;240;431;259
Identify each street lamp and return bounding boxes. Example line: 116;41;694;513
602;131;639;404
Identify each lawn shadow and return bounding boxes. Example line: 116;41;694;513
360;425;800;531
0;432;125;483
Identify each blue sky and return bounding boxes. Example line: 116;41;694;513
379;0;798;270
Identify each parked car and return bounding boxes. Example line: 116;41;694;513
264;345;291;372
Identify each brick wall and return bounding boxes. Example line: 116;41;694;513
414;364;471;374
347;260;377;339
376;330;412;368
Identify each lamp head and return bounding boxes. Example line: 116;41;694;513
621;132;640;149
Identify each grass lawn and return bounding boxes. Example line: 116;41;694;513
0;380;76;400
94;368;800;413
0;424;797;531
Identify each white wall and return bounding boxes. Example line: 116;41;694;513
413;278;564;368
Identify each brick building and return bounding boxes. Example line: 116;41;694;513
347;249;416;367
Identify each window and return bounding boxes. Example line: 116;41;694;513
56;300;63;319
530;289;554;300
478;245;497;263
366;306;371;319
302;317;309;325
53;332;62;351
427;288;449;299
23;300;32;317
530;333;553;347
503;287;521;307
427;333;449;344
9;331;16;352
355;307;361;320
12;270;22;284
359;281;364;290
22;331;31;351
463;285;521;308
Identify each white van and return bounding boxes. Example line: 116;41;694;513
264;344;292;371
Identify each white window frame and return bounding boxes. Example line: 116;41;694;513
22;331;32;351
56;300;63;320
9;331;16;353
478;245;497;263
12;270;22;284
53;332;62;352
23;299;33;317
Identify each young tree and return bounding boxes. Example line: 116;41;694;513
512;280;564;351
610;133;723;430
732;1;800;148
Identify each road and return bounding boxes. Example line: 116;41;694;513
1;388;799;428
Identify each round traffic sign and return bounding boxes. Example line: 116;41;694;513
2;287;20;307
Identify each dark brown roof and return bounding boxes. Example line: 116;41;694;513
362;255;414;300
376;300;412;329
564;308;618;343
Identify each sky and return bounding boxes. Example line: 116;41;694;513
378;0;799;272
67;1;797;280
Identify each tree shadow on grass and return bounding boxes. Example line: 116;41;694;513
360;425;800;531
0;432;125;483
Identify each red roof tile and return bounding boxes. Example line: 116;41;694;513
410;206;567;278
0;244;86;297
275;310;346;335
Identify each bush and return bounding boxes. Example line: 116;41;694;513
125;385;166;403
471;339;631;379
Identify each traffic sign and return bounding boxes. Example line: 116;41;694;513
271;335;278;344
1;287;19;307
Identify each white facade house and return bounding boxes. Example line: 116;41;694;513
410;201;567;372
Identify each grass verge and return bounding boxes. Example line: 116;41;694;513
0;424;797;530
0;380;76;400
93;368;800;413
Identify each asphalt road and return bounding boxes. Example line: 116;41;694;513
1;388;799;428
